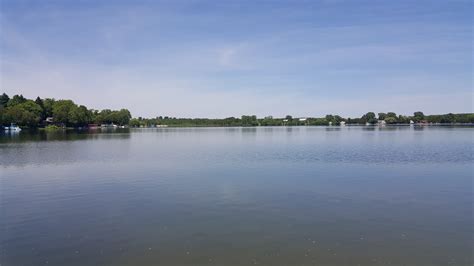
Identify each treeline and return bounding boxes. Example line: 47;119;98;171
2;93;473;128
129;112;474;128
0;93;131;128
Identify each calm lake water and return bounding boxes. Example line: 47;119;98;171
1;126;472;266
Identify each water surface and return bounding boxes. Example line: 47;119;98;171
1;126;472;265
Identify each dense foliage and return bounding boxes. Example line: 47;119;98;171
0;93;131;128
129;112;474;128
1;93;473;128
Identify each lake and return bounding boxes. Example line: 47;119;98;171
0;126;472;266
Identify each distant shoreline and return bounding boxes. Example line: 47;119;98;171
1;93;474;129
28;123;474;130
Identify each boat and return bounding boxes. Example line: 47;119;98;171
100;123;118;128
4;123;21;132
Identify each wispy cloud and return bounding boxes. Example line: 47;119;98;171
1;0;471;117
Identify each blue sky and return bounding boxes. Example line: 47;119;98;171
1;0;472;118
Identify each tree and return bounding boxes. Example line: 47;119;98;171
129;118;141;127
19;100;43;117
241;115;258;126
115;109;132;125
334;115;343;124
2;100;42;127
0;93;10;107
387;112;397;118
35;96;46;120
397;115;408;124
362;112;377;124
52;100;77;125
43;98;56;118
0;94;134;128
378;113;387;120
413;111;425;122
326;114;343;125
69;105;91;126
383;112;398;124
95;109;112;124
325;115;334;122
7;94;27;107
385;117;398;124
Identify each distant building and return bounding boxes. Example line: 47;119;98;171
340;121;346;126
299;118;307;122
378;120;386;126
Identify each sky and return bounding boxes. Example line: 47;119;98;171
0;0;472;118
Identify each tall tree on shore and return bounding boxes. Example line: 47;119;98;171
52;100;77;125
362;112;377;124
35;96;46;120
0;93;10;107
413;111;425;122
7;94;27;107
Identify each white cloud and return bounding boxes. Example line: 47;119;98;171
1;2;471;118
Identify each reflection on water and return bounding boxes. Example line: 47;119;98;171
0;128;131;143
0;126;472;266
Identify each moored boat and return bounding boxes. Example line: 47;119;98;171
4;123;21;132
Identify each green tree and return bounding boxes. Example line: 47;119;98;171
52;100;77;125
7;94;27;107
413;111;425;122
2;101;42;127
241;115;258;126
95;109;112;124
115;109;132;125
387;112;397;118
383;112;398;124
35;96;46;120
129;118;141;127
362;112;377;124
325;115;334;123
385;117;398;124
43;98;56;118
378;113;387;120
19;100;43;117
0;93;10;107
69;105;91;126
398;115;409;124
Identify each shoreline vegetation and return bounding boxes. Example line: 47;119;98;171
1;93;473;129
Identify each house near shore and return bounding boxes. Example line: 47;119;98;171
298;118;308;125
